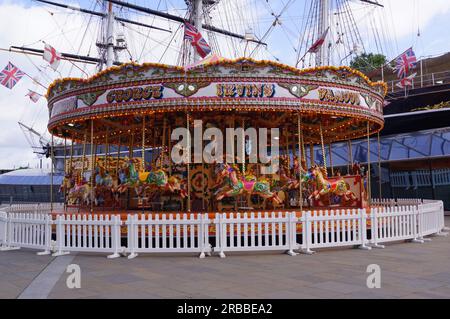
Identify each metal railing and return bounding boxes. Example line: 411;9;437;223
386;70;450;94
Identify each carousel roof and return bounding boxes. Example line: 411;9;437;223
46;58;387;146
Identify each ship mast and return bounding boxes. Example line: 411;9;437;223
192;0;203;63
317;0;330;66
106;1;115;68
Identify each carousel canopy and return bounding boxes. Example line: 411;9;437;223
46;58;386;147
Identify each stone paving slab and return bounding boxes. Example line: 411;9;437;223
0;217;449;299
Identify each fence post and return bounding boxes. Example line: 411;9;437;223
199;214;207;259
286;212;297;256
371;207;385;248
440;200;450;232
107;215;121;259
127;214;138;259
0;213;19;251
53;215;69;256
434;201;449;236
0;211;13;250
37;214;52;255
217;213;226;258
358;209;371;250
411;206;425;243
301;211;314;254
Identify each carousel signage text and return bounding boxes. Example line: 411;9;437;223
318;88;360;105
106;85;164;103
216;83;276;98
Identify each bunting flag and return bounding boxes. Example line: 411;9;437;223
184;22;211;58
25;90;41;103
393;47;417;79
0;62;25;89
396;73;417;89
308;27;329;53
43;43;61;71
185;53;225;70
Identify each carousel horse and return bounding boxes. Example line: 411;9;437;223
309;165;357;206
67;181;92;206
138;168;187;198
116;161;139;194
279;156;312;191
214;163;282;204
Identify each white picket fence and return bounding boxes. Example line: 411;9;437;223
53;214;122;259
125;213;211;259
0;199;447;258
370;206;420;248
214;212;298;258
0;212;53;254
303;209;370;252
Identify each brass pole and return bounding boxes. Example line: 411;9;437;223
301;130;306;164
168;125;172;174
63;137;67;210
187;112;191;212
348;140;353;174
161;116;167;170
90;119;94;213
367;122;371;206
319;120;327;173
129;132;134;159
285;127;290;168
377;131;382;200
69;140;73;173
241;118;245;174
142;116;146;171
329;143;334;176
116;137;121;174
50;133;54;212
297;114;303;211
105;129;109;172
81;130;87;181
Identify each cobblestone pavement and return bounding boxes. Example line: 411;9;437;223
1;217;449;299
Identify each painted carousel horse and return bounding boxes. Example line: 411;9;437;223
138;168;187;198
309;165;357;206
115;160;139;194
67;182;92;206
214;163;282;204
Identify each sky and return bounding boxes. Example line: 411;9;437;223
0;0;450;169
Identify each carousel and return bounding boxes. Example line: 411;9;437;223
48;57;386;216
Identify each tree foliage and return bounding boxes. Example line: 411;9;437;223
350;53;387;75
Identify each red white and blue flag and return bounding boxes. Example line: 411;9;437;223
184;22;211;58
396;73;417;89
25;89;42;103
0;62;25;89
308;27;329;53
43;43;61;71
394;47;417;79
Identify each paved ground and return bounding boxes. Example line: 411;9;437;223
1;217;450;299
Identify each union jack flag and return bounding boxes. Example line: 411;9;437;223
0;62;25;89
184;22;211;58
394;47;417;79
